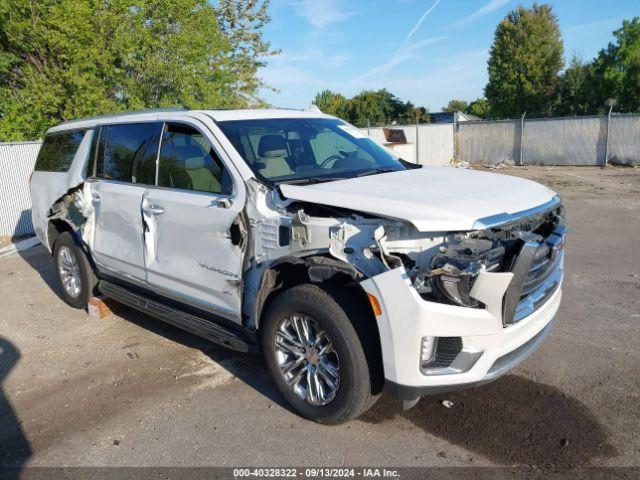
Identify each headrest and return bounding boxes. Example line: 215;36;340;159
185;156;205;170
258;135;286;157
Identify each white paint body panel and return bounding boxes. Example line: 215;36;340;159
142;187;245;320
361;267;561;388
30;130;94;250
91;181;147;282
281;167;556;232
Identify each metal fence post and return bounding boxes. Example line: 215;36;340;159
604;106;613;166
367;119;371;136
452;112;458;162
415;118;419;164
518;112;526;166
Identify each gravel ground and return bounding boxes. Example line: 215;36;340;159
0;166;638;475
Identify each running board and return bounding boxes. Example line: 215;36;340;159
98;280;250;353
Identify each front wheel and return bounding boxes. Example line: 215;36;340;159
262;284;380;424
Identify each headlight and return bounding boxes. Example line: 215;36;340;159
413;238;505;308
436;271;480;307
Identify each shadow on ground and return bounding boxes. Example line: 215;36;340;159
362;375;616;469
0;337;32;472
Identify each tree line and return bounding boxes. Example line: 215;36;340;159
316;4;640;124
0;0;277;141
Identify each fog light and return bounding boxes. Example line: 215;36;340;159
420;336;438;365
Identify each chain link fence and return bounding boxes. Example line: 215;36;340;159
457;113;640;166
0;141;41;237
608;113;640;166
459;119;519;165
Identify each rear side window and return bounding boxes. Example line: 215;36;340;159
96;123;162;183
34;130;87;172
157;123;231;194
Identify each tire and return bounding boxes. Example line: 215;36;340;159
52;232;97;309
262;284;381;424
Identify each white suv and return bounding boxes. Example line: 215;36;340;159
30;108;565;423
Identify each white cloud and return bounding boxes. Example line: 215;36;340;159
380;49;490;110
325;53;351;68
354;0;442;82
292;0;357;29
563;17;623;34
354;36;447;82
444;0;511;31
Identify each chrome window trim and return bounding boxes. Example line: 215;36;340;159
472;195;561;230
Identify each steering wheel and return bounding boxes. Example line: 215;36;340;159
320;154;344;169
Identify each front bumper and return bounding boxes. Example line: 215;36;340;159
360;266;562;400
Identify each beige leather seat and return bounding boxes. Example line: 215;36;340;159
185;156;221;193
256;135;293;178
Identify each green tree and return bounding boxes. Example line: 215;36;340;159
347;89;406;126
404;102;430;123
590;17;640;113
0;0;276;141
313;90;350;119
442;99;469;113
555;56;595;115
467;98;491;118
216;0;279;105
311;88;429;126
485;3;564;118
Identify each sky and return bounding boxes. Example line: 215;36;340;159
259;0;639;111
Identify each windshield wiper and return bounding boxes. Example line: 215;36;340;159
275;176;346;186
355;168;399;178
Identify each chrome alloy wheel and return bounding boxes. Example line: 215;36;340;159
273;314;340;406
57;246;82;298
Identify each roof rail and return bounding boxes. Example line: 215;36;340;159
58;107;188;126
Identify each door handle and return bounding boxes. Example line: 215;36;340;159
143;205;165;215
91;192;101;203
216;198;232;209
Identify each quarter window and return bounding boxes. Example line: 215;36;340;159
96;123;162;184
35;130;87;172
157;124;231;194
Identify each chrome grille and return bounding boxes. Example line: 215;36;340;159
503;225;565;326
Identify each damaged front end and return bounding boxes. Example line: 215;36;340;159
244;181;565;333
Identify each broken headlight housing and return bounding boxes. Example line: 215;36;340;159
413;238;505;308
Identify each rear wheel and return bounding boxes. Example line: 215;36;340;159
262;284;381;424
53;232;97;309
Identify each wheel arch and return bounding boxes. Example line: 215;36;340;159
252;255;385;393
47;219;78;251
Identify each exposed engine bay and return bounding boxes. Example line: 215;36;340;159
241;179;565;327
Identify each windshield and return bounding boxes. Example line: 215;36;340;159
217;118;406;185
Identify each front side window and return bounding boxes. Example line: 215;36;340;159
35;130;87;172
96;123;162;184
217;118;405;184
157;123;231;194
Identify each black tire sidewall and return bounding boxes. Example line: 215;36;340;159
53;232;94;309
262;284;372;424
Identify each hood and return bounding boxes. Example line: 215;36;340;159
279;167;557;232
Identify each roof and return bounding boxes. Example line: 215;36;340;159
429;111;482;123
48;108;336;133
